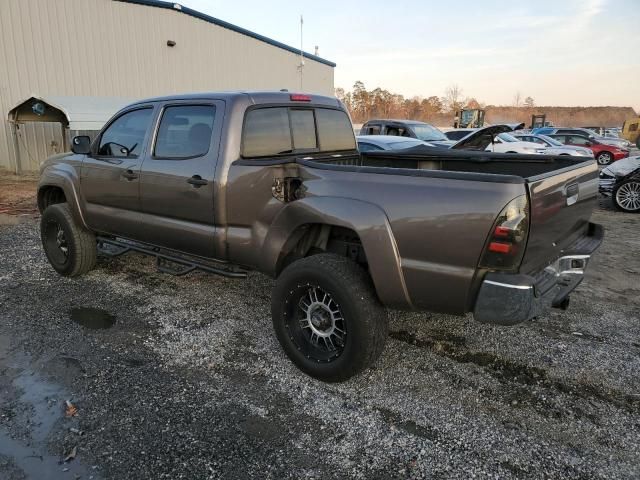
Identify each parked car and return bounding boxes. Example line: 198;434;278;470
513;133;594;158
599;155;640;212
360;119;454;147
444;129;475;141
533;127;631;149
621;118;640;149
482;132;547;154
356;135;434;152
547;133;629;165
37;91;602;381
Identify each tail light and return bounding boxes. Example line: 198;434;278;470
479;195;529;270
290;94;311;102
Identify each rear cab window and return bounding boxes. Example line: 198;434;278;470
242;106;356;158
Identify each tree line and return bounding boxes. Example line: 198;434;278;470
335;81;534;124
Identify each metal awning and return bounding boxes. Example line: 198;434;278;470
8;95;135;130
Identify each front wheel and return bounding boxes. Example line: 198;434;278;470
40;203;97;276
271;254;388;382
613;180;640;212
596;151;613;165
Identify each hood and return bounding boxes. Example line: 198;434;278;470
601;155;640;177
596;136;628;148
450;124;522;150
429;139;455;147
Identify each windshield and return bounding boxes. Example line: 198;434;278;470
411;124;448;142
497;132;519;142
539;135;563;146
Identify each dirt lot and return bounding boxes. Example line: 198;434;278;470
0;174;639;479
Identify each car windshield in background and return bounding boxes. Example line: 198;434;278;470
497;132;519;142
539;135;564;147
412;124;448;142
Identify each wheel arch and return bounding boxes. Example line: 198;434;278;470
260;197;412;309
38;163;88;229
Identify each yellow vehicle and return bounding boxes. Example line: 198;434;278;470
621;117;640;149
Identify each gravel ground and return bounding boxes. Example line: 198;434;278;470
0;197;639;479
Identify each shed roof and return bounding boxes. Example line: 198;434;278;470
115;0;337;67
8;96;135;130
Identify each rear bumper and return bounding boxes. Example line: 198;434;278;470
473;222;603;325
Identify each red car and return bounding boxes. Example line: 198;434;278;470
549;134;629;165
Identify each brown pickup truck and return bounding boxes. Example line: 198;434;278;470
38;91;602;381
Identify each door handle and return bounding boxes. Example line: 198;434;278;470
122;169;138;180
187;175;208;187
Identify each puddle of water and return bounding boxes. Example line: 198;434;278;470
0;367;97;480
70;308;115;330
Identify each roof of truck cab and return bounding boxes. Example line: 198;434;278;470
128;91;341;107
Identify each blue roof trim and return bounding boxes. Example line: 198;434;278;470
114;0;336;67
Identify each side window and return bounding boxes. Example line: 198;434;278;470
154;105;216;159
243;108;291;157
315;108;357;152
365;124;381;135
358;142;382;152
570;136;589;145
630;123;638;132
98;108;153;157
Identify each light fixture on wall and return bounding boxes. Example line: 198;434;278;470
167;40;176;47
32;102;46;116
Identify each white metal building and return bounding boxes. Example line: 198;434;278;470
0;0;336;172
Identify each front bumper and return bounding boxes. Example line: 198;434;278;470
599;172;616;196
473;222;603;325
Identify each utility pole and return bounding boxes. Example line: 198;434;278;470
298;14;304;90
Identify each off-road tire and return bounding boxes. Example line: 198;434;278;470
40;203;97;276
271;254;388;382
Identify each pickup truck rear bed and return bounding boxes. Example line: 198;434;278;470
299;146;600;323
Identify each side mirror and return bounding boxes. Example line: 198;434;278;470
71;135;91;155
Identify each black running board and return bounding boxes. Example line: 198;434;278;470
96;236;247;279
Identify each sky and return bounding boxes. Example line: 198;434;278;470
178;0;639;110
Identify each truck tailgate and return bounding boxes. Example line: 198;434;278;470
520;160;599;274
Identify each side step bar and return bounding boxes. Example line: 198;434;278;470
96;236;247;279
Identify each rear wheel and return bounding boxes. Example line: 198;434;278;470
271;254;388;382
40;203;97;276
596;151;613;165
613;180;640;212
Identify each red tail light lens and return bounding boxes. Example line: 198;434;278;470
290;94;311;102
480;195;529;270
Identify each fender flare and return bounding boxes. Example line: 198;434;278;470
38;163;88;229
260;196;412;309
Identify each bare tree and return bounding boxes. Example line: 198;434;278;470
524;96;535;108
442;84;464;113
513;91;523;108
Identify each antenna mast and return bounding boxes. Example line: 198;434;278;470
298;14;304;90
